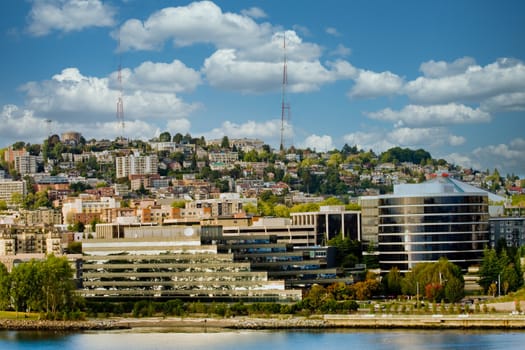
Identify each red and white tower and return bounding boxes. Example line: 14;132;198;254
280;33;291;151
116;33;125;140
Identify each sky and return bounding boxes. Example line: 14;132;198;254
1;0;524;177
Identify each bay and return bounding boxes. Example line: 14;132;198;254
1;329;525;350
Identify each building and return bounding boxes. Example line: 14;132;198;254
489;217;525;248
290;206;361;245
0;224;62;256
115;153;158;179
14;154;37;175
0;179;26;203
62;195;120;225
61;131;82;145
360;175;490;273
80;225;301;302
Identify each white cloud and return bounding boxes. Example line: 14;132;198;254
202;49;356;93
114;60;202;93
405;58;525;105
419;57;477;78
298;134;335;152
329;44;351;57
342;127;465;154
481;92;525;112
116;3;356;94
447;138;525;176
117;1;274;51
472;138;525;174
368;103;491;127
325;27;341;37
20;67;201;123
0;104;159;146
241;7;267;19
166;118;191;135
201;119;292;145
349;69;404;98
27;0;115;36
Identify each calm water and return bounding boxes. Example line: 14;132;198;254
1;328;525;350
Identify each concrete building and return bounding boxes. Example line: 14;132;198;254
80;225;301;302
489;217;525;248
62;195;120;225
0;224;62;256
290;206;361;245
360;175;490;273
14;154;37;175
115;153;158;179
0;179;26;203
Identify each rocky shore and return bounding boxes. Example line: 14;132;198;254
0;319;129;331
3;314;525;331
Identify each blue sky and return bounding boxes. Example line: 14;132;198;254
1;0;524;176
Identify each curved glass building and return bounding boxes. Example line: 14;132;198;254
361;175;489;272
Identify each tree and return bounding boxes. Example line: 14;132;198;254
39;255;77;314
0;200;7;211
221;136;230;149
384;267;402;296
0;263;9;310
159;131;171;142
478;247;500;293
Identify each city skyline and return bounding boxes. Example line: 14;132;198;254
0;1;524;176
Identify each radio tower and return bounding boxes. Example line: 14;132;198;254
116;32;125;141
280;33;290;152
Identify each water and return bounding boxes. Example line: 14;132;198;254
1;329;525;350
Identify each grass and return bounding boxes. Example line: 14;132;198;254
0;311;40;320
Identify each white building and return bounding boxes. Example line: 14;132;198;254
115;153;158;178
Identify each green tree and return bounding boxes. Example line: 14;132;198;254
221;136;230;149
0;263;10;310
384;267;402;296
39;255;77;314
479;247;501;293
0;200;7;211
159;131;172;142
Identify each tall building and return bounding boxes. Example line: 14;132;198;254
290;206;361;245
14;155;37;175
115;153;158;178
360;175;490;273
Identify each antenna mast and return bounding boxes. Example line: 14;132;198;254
116;32;125;141
280;33;290;152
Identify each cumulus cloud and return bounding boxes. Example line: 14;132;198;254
203;49;357;93
298;134;335;152
27;0;115;36
19;67;201;123
117;1;274;51
113;60;202;93
166;118;191;135
116;3;356;94
368;103;491;127
329;44;351;57
446;138;525;176
201;119;292;145
343;127;465;154
348;70;404;98
404;58;525;105
419;56;477;78
0;104;160;145
481;92;525;112
325;27;341;37
241;7;267;19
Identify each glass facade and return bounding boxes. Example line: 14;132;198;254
377;194;489;272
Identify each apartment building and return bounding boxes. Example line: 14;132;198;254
115;153;158;178
0;179;26;203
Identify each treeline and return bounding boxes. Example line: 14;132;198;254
0;255;83;320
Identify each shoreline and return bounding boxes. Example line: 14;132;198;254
3;314;525;331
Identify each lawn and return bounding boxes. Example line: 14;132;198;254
0;311;39;320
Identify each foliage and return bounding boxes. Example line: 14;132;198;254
327;235;362;268
401;258;464;303
171;200;187;209
379;147;432;165
479;247;523;295
1;256;79;316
